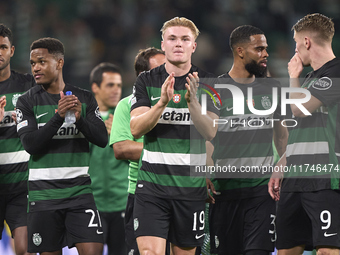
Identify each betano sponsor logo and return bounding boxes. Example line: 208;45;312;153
160;110;190;122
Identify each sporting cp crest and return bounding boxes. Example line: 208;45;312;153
173;94;181;103
261;96;272;110
12;94;21;107
33;233;42;246
134;218;139;231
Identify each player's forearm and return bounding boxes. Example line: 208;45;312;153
273;124;288;158
113;140;143;160
76;116;108;148
130;103;166;139
188;99;218;141
20;113;64;154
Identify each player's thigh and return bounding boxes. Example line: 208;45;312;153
5;191;28;233
276;192;312;251
65;202;104;249
133;193;171;240
209;199;244;254
168;199;205;248
243;195;276;253
27;209;66;253
302;190;340;249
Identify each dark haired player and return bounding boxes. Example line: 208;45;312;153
0;23;35;255
209;25;288;255
88;62;128;255
16;37;107;255
110;47;165;255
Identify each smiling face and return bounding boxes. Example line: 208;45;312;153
243;34;269;77
0;36;14;72
30;48;62;86
161;26;197;65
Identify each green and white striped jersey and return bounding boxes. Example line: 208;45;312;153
131;64;218;201
282;58;340;192
16;84;107;212
212;73;283;199
0;71;35;194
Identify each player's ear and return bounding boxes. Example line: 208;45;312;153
56;58;64;70
10;45;15;57
305;37;311;50
91;83;99;94
161;41;165;51
236;46;244;59
192;42;197;53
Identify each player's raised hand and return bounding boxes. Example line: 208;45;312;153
185;72;199;103
0;95;6;122
159;72;174;107
288;53;303;78
58;91;78;119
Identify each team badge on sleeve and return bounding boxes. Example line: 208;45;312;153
16;108;23;123
95;106;102;121
173;94;181;103
312;77;332;90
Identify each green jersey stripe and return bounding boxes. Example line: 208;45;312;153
29;185;92;202
145;137;204;154
216;156;274;169
288;127;328;144
139;170;205;188
30;153;89;168
0;171;28;184
216;143;273;158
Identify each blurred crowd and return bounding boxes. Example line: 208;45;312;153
3;0;340;96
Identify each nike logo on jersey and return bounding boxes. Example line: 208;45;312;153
36;112;48;119
195;233;205;239
151;96;161;101
324;232;337;237
226;106;233;111
97;230;103;235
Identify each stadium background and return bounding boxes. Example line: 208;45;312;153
1;0;339;254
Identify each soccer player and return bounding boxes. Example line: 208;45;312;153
209;25;288;255
0;24;35;255
88;62;128;255
130;17;219;255
15;37;107;255
269;13;340;255
110;47;165;255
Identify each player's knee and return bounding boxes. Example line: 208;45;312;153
244;249;271;255
317;247;339;255
139;250;160;255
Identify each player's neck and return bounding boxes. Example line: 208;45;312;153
228;65;255;84
0;65;11;82
43;77;65;94
164;61;192;77
95;97;109;112
310;46;335;71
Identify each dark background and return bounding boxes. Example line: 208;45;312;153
4;0;340;96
